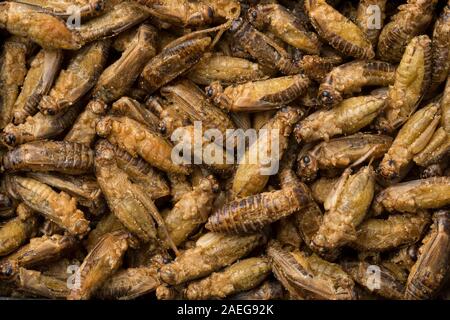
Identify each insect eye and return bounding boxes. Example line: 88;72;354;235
303;155;311;164
95;2;102;11
4;134;16;146
206;87;214;97
251;10;257;19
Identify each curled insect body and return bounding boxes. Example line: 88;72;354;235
93;24;157;103
413;127;450;168
428;4;450;94
1;105;81;147
304;0;374;59
139;25;226;95
207;75;310;112
159;176;217;247
312;165;375;251
64;100;108;146
294;95;386;143
267;241;355;300
78;2;150;44
184;257;271;300
228;17;301;75
206;186;311;234
161;79;235;136
134;0;214;27
0;234;78;271
159;232;265;285
0;37;33;129
356;0;387;46
38;40;110;116
187;53;269;86
378;0;438;62
342;261;405;300
232;107;303;198
15;267;69;299
405;210;450;300
96;116;190;175
26;172;104;215
95;267;160;300
94;140;175;251
6;175;90;236
378;103;441;181
350;212;431;252
13;0;106;17
68;230;131;300
12;49;63;125
110;97;160;133
372;177;450;215
230;280;285;300
109;142;170;200
0;216;39;257
2;141;94;175
375;35;433;132
297;133;392;182
247;3;321;55
0;2;82;50
318;60;396;108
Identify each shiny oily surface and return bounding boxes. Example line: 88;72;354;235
0;0;449;301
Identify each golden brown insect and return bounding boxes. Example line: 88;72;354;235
207;186;311;234
110;97;160;133
372;177;450;215
77;2;150;44
2;141;94;175
297;133;393;182
159;176;217;247
6;175;90;236
230;280;285;300
94;140;176;252
146;96;191;137
108;142;170;200
13;0;106;18
134;0;214;27
0;234;78;272
206;75;310;112
304;0;374;59
294;95;386;143
405;210;450;300
11;49;63;125
312;165;375;250
355;0;387;46
96;116;190;175
64;100;108;146
15;267;70;299
375;35;433;132
377;0;438;62
26;172;105;215
0;36;33;129
0;2;82;50
68;230;131;300
184;257;271;300
160;79;236;136
377;103;441;181
159;232;265;285
232;107;303;198
342;261;405;300
1;105;81;147
95;267;160;300
350;212;431;252
38;40;110;115
85;214;125;252
93;24;157;103
318;60;396;107
0;216;38;257
413;127;450;168
228;17;301;75
428;3;450;94
267;241;355;300
247;3;321;55
187;53;269;86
